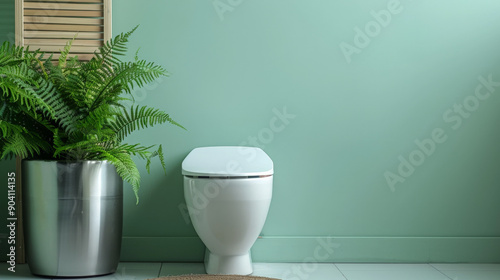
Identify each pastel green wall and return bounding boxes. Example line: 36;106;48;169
2;0;500;262
0;1;15;45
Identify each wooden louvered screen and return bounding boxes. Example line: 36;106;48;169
15;0;112;62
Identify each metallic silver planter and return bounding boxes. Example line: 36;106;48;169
22;160;123;277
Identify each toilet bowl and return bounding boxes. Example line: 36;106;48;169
182;146;273;275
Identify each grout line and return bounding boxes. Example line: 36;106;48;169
157;262;164;278
428;263;454;280
333;263;350;280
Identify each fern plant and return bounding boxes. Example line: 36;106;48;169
0;26;184;203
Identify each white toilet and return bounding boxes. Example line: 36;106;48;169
182;146;273;275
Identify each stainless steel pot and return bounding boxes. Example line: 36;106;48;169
22;160;123;277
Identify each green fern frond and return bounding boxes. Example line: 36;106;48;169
1;133;39;159
0;41;25;67
53;138;98;159
109;105;184;142
77;102;113;134
98;150;141;204
120;60;169;94
157;144;166;173
90;25;138;70
52;128;65;150
34;77;79;134
146;144;166;174
58;35;76;68
0;61;77;136
88;60;168;112
1;131;51;159
0;120;27;138
110;143;154;160
0;64;41;112
16;107;57;137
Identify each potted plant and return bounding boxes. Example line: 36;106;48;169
0;26;183;277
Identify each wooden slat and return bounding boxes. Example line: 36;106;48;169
26;0;102;3
15;0;24;46
24;16;103;25
29;45;99;53
50;53;96;60
25;30;103;39
24;2;103;11
25;38;101;46
103;0;111;42
24;9;103;17
25;23;102;32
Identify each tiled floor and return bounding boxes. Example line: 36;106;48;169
1;262;500;280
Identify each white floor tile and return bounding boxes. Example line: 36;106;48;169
0;262;162;280
336;263;436;271
57;262;162;280
339;269;452;280
431;263;500;271
253;262;346;280
439;270;500;280
109;262;162;280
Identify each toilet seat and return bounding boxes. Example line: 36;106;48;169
182;146;274;178
185;174;272;179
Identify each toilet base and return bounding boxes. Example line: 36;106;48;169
204;249;252;275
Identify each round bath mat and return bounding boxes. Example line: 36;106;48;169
148;275;280;280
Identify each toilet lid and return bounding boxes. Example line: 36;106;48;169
182;146;274;177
